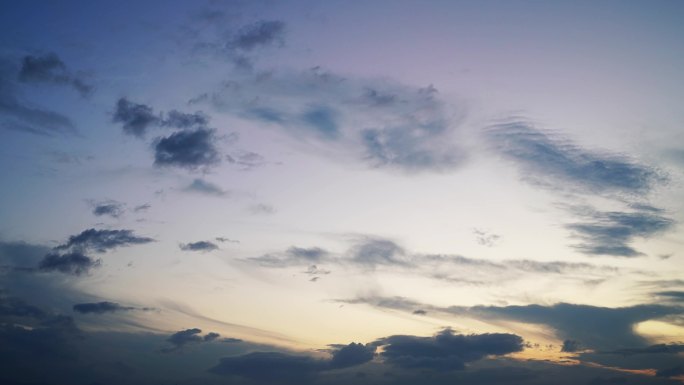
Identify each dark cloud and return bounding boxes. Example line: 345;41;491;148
656;366;684;378
18;53;93;97
374;329;524;371
34;229;153;276
210;351;325;382
112;98;160;137
55;228;154;253
485;121;666;195
154;128;220;169
455;303;684;350
329;342;376;369
38;251;100;276
0;241;50;269
1;58;76;136
231;20;286;51
163;328;220;352
565;206;674;257
162;110;208;128
72;301;136;314
91;201;124;218
413;309;428;315
657;291;684;301
609;344;684;356
183;178;227;196
0;296;81;372
179;241;219;252
561;339;581;352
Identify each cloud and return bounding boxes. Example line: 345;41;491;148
55;229;154;253
565;206;674;257
209;351;325;382
473;229;501;247
249;203;276;215
347;238;409;267
91;201;124;218
71;301;154;315
112;98;161;137
34;229;153;276
38;251;100;276
162;110;209;128
454;303;684;350
374;329;524;371
328;342;376;369
0;57;76;136
231;20;286;51
206;67;466;173
561;339;581;352
215;237;239;244
18;53;93;97
179;241;219;252
133;203;151;212
154;128;220;169
183;178;227;196
0;241;51;269
72;301;136;314
226;151;268;170
249;246;329;267
162;328;220;352
485;120;666;196
656;291;684;301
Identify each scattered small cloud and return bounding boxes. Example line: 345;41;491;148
473;229;501;247
249;203;275;215
183;178;228;196
91;200;125;219
179;241;219;252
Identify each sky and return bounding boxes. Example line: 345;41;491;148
1;0;684;384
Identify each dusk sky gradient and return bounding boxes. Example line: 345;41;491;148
1;1;684;384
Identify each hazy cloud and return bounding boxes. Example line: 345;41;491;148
184;178;227;196
565;206;674;257
18;53;93;96
162;110;208;128
231;20;286;51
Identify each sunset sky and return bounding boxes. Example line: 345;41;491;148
2;1;684;384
